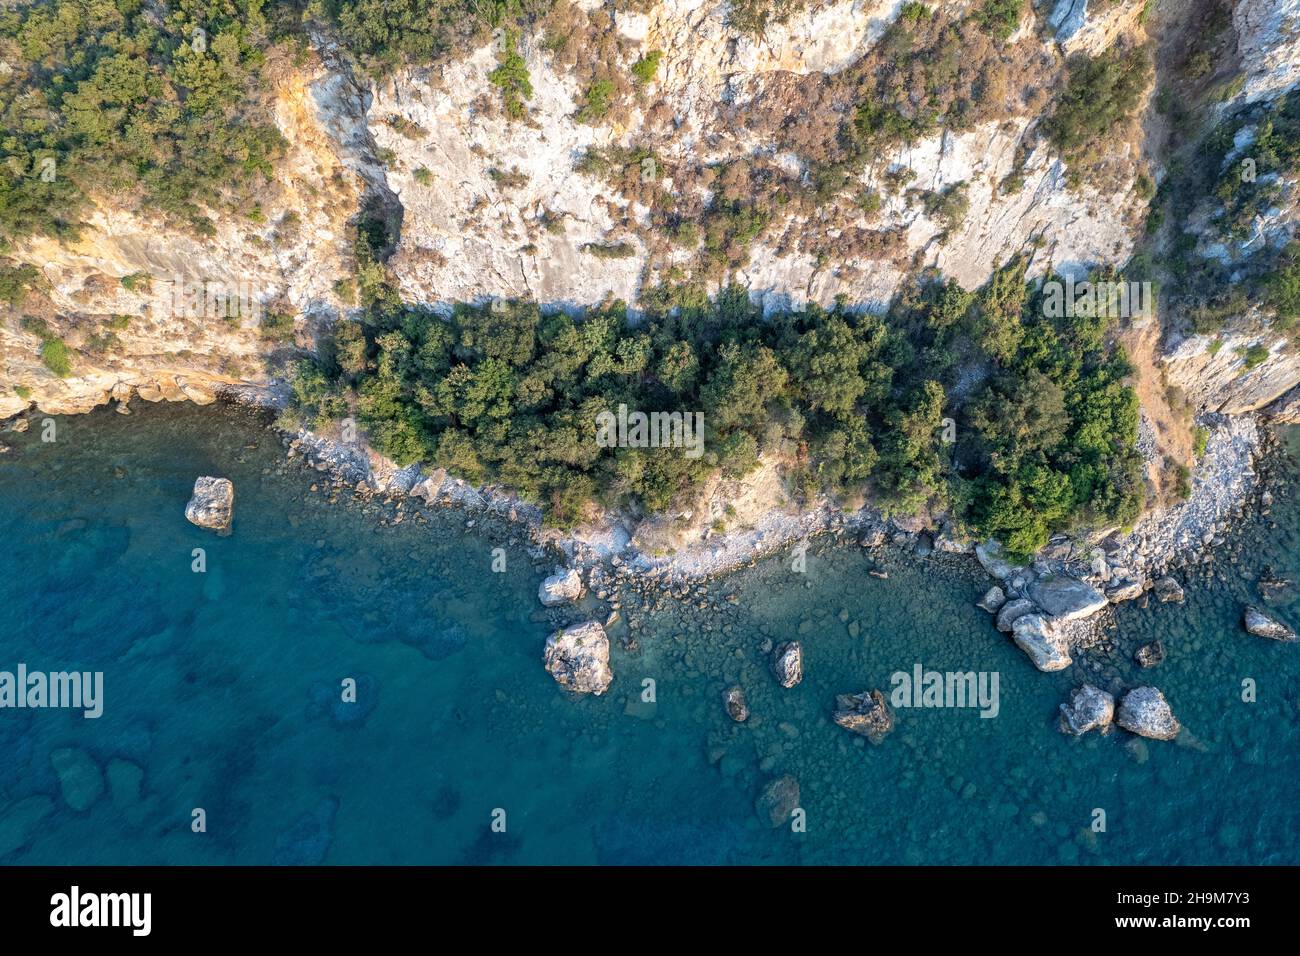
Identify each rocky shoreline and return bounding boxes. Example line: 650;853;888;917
0;391;1287;669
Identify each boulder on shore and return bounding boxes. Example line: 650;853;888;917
1243;605;1297;642
1116;687;1181;741
543;621;613;695
1106;578;1145;603
995;598;1037;633
184;476;234;531
975;539;1022;579
1059;684;1114;735
977;586;1006;614
1029;576;1107;621
1011;615;1073;672
1153;576;1185;604
723;685;750;722
755;775;801;828
538;568;584;607
770;642;803;688
832;689;894;743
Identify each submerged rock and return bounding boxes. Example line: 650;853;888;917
1116;687;1181;741
995;598;1037;633
1011;615;1073;672
273;797;339;866
770;641;803;688
1256;567;1294;604
538;568;584;607
1243;605;1297;642
0;796;55;859
755;775;801;828
184;476;234;531
50;747;104;812
832;689;894;743
1059;685;1114;736
1134;640;1166;668
977;586;1006;614
723;685;750;722
1153;576;1185;604
544;621;613;695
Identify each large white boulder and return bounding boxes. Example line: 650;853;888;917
184;477;234;531
538;568;584;607
1011;615;1073;672
1116;687;1181;741
543;621;613;695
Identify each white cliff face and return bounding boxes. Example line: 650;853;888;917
0;61;360;418
1050;0;1149;57
1162;325;1300;416
1232;0;1300;106
1;0;1285;436
374;47;645;309
370;0;1140;315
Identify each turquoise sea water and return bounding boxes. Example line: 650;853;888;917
0;402;1298;864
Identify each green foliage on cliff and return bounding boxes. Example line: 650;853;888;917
973;0;1022;41
324;0;551;71
0;0;290;243
1045;45;1152;157
291;253;1140;549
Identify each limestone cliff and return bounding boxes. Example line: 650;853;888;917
1;0;1298;563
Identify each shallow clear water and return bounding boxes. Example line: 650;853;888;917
0;402;1297;864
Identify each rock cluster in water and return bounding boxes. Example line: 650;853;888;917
975;539;1139;672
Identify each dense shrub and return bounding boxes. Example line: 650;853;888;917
291;254;1140;550
1045;46;1152;157
0;0;290;242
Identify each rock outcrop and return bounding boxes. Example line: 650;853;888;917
543;621;613;695
1116;687;1181;741
1059;684;1115;736
723;685;750;722
770;642;803;688
995;598;1037;634
1153;576;1185;604
976;540;1023;580
977;586;1007;613
1028;576;1108;622
1010;615;1073;672
538;568;584;607
1243;605;1297;642
832;690;894;743
184;477;234;532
